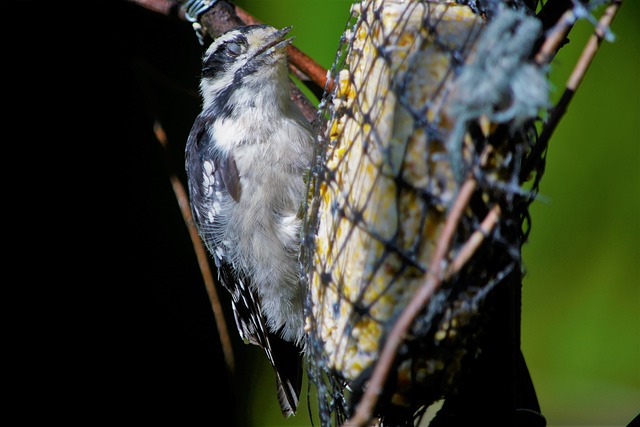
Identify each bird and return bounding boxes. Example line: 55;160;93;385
184;24;315;417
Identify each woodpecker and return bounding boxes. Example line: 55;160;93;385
185;24;315;417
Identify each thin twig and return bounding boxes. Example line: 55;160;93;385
287;45;334;94
524;0;623;181
153;121;236;374
234;6;333;97
534;8;576;65
447;205;501;277
344;178;479;426
127;0;331;96
566;0;621;92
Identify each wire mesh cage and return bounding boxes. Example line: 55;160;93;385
300;0;551;425
126;0;625;424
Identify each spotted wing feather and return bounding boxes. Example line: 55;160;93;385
185;115;301;417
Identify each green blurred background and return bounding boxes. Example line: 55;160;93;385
231;1;640;426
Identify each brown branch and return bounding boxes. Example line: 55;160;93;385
536;0;574;32
524;0;623;181
542;0;622;135
127;0;329;115
447;204;501;277
152;121;236;374
288;45;333;92
534;8;576;65
344;178;481;426
566;0;622;92
235;5;333;96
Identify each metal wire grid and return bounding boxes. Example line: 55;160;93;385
300;1;545;425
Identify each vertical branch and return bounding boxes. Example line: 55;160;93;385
524;0;623;180
153;121;236;374
344;178;490;426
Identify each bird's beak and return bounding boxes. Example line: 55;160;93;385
256;26;294;58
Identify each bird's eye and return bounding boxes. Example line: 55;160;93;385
227;42;242;56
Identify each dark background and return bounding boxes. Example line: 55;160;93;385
7;1;241;423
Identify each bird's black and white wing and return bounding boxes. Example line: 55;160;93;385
185;115;302;416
